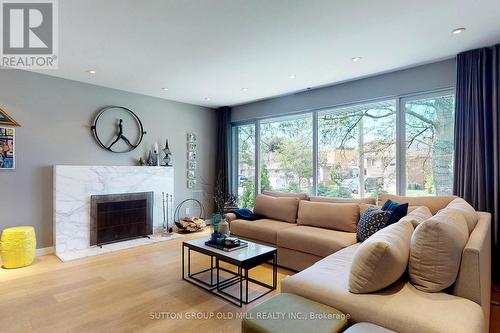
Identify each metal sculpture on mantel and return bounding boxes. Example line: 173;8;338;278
162;139;172;166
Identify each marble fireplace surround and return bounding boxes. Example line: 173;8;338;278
54;165;177;261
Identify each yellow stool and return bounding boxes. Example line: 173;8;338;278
0;226;36;268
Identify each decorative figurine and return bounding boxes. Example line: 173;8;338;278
138;157;146;166
163;139;172;166
146;150;155;166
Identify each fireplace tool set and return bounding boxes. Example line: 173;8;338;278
162;192;174;235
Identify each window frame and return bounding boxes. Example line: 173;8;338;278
231;88;455;200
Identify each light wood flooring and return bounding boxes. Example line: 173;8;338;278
0;230;293;333
3;232;500;332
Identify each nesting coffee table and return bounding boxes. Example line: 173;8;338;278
182;238;277;307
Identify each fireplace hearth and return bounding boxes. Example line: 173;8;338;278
90;192;153;246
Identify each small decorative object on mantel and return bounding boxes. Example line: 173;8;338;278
146;150;155;166
174;198;206;233
138;157;146;166
186;132;197;188
162;139;172;166
0;108;20;127
90;106;146;153
0;127;15;169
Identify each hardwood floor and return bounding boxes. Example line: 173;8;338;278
0;231;293;333
3;233;499;333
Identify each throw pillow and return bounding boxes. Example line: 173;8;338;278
349;220;414;293
356;206;392;242
381;199;409;225
398;206;432;228
253;194;300;223
409;207;469;292
297;201;359;232
446;198;478;234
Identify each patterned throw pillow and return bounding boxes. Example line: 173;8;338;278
357;206;393;242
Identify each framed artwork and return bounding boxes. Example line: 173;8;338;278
187;179;196;189
187;151;196;160
187;170;195;179
187;133;197;143
187;142;197;151
187;161;196;170
0;108;20;127
0;127;15;169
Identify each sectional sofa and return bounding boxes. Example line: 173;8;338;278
227;191;491;333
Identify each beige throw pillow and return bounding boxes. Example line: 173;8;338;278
297;201;359;232
409;208;469;292
253;194;300;223
446;198;478;233
399;206;432;228
349;220;414;293
262;190;309;200
310;196;376;205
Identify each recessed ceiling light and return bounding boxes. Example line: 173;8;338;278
205;97;211;101
351;57;362;62
452;27;466;35
289;75;296;79
161;87;169;91
241;87;248;92
86;70;96;74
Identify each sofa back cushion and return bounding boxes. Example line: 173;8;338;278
398;206;433;228
262;190;309;201
447;198;478;234
378;193;456;215
310;196;376;205
253;194;300;223
297;201;359;232
349;220;414;293
409;208;469;292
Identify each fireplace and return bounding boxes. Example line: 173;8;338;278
90;192;153;246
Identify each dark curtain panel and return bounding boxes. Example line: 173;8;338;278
454;44;500;281
215;106;232;197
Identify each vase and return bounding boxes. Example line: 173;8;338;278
218;218;230;237
211;213;222;233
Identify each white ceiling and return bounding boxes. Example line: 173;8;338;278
30;0;500;108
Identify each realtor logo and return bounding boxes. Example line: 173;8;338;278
1;0;58;69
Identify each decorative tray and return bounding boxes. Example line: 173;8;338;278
205;240;248;252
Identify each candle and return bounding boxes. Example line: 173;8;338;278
154;142;159;153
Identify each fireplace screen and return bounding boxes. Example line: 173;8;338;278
90;192;153;246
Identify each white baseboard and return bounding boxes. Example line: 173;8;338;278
36;246;54;256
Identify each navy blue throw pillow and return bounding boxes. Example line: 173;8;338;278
381;199;409;225
356;206;392;242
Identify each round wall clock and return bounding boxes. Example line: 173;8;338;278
91;106;147;153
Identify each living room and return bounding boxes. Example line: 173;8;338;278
0;1;499;332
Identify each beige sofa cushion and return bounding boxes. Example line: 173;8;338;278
262;190;309;200
253;194;300;223
277;225;357;257
349;220;414;293
230;219;296;244
409;208;469;292
310;196;376;205
297;201;359;232
398;206;432;228
378;193;456;215
281;244;485;333
447;197;479;233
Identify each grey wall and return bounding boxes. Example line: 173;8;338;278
0;70;217;248
232;59;456;122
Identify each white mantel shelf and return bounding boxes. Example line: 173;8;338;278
54;165;174;261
